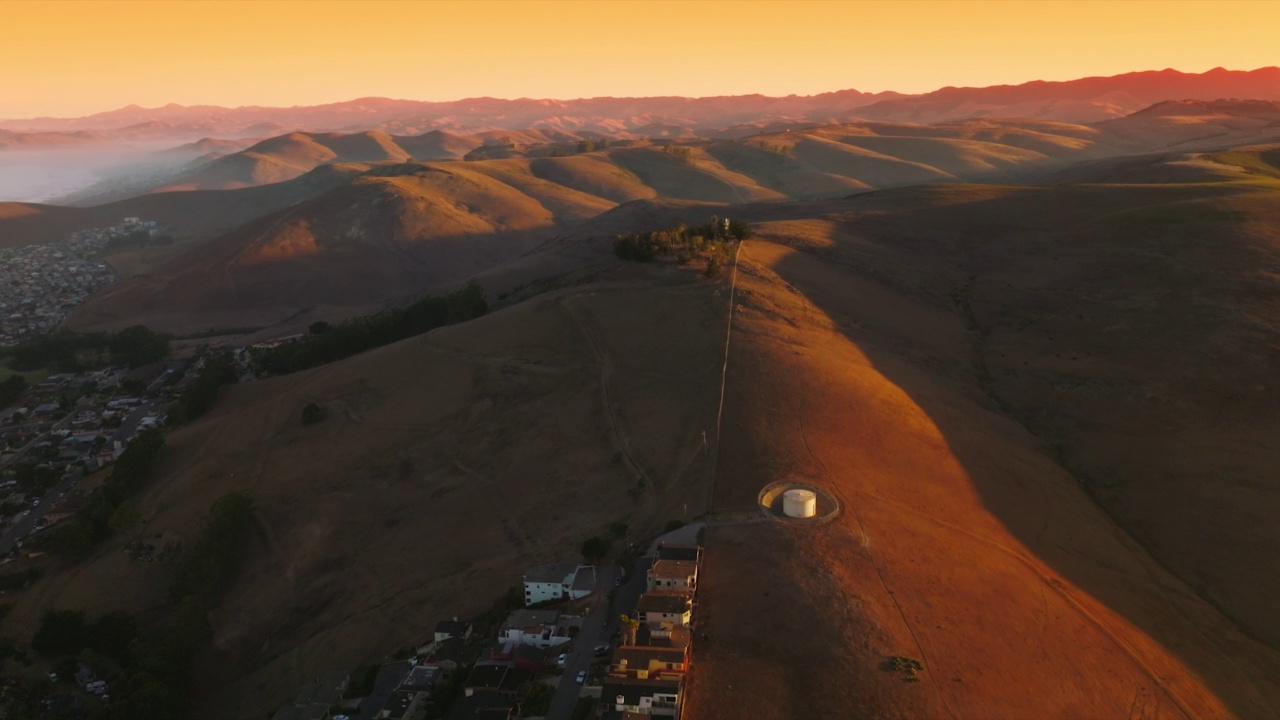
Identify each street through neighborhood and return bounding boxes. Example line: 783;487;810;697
545;555;653;720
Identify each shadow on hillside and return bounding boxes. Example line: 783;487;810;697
721;183;1279;718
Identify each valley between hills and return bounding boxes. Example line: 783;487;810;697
0;81;1279;719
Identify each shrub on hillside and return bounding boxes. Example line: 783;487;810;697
301;403;326;425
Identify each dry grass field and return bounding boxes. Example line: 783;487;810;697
4;138;1280;719
683;174;1280;719
2;263;727;718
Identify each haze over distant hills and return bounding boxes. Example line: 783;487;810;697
0;98;1274;334
3;67;1278;144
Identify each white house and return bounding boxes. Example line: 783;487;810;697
522;563;593;606
498;609;571;649
601;676;683;717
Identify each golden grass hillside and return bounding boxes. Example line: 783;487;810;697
1;265;726;719
683;178;1280;719
7;161;1280;718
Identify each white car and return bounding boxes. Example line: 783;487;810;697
557;653;567;668
575;670;587;685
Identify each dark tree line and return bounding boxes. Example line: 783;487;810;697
167;492;256;602
168;351;238;425
46;429;166;559
253;284;489;376
31;609;139;662
0;375;28;407
33;492;257;720
2;326;170;373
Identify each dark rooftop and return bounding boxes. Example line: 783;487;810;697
435;619;471;637
601;676;684;707
401;663;441;692
465;663;510;691
656;543;702;563
636;591;692;615
636;624;691;651
382;690;420;720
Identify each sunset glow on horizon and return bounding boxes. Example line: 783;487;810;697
5;0;1280;118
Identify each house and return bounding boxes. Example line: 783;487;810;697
498;609;570;649
521;563;593;606
271;669;350;720
462;663;533;697
600;676;683;717
32;403;60;416
427;636;469;669
434;618;473;644
610;646;687;680
635;624;691;653
400;663;441;694
636;592;693;628
44;502;80;526
646;559;697;592
379;689;427;720
447;688;515;720
655;543;702;564
508;643;546;671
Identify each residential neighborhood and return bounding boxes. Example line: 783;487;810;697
266;540;706;720
0;218;160;347
0;362;181;560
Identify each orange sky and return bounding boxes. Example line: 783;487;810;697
3;0;1278;118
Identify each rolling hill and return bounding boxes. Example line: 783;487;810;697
0;163;364;250
3;106;1261;332
5;159;1280;718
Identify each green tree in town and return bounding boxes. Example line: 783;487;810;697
580;535;612;563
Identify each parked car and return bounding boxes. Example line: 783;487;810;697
575;670;587;685
557;653;567;668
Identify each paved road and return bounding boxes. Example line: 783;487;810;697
546;557;654;720
110;402;165;446
0;468;81;556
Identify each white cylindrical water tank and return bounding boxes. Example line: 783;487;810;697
783;488;817;518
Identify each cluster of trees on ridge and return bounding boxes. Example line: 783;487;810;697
612;217;751;275
252;283;488;375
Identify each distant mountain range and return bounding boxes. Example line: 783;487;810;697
3;67;1277;146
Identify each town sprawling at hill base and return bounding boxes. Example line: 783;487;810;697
0;66;1278;720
